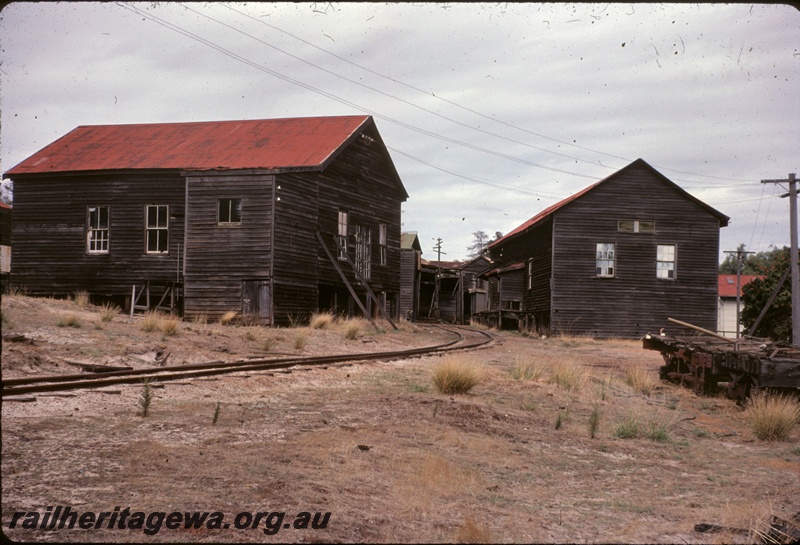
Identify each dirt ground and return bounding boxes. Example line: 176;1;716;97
2;293;799;544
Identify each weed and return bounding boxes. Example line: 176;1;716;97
212;402;221;425
432;357;482;395
261;337;274;352
220;310;239;325
548;359;586;391
57;314;81;328
745;393;800;441
294;331;309;350
453;516;491;544
192;313;208;325
310;312;335;329
138;379;154;417
614;415;640;439
342;319;362;340
73;290;91;309
242;328;258;341
555;411;564;430
100;302;119;322
510;358;543;381
588;405;601;438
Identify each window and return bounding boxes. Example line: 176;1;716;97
145;205;169;254
618;220;655;234
379;223;387;266
87;205;110;253
657;244;676;279
337;210;349;260
596;243;615;277
355;224;371;280
218;198;242;225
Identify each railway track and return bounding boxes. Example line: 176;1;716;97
1;324;494;398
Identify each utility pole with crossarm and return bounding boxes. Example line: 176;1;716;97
761;173;798;345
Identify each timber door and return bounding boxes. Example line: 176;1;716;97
242;280;270;324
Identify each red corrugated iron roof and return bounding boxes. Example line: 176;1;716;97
718;274;762;298
489;159;729;250
5;115;372;175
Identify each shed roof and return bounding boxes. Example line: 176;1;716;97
5;115;378;175
490;159;730;249
718;274;762;298
401;232;422;252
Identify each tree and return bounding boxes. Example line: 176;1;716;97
719;244;783;274
740;246;794;341
466;230;490;259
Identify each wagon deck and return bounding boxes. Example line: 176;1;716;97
642;332;800;400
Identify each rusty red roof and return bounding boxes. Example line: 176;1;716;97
5;115;373;175
718;274;762;298
489;159;729;250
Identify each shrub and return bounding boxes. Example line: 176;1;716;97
625;367;658;396
432;358;482;395
548;359;586;391
310;312;335;330
138;379;154;417
746;393;800;441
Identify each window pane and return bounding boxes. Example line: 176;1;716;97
618;220;634;233
219;199;242;223
158;205;168;227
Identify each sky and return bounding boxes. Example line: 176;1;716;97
1;2;798;263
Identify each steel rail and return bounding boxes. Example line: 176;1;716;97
2;324;493;397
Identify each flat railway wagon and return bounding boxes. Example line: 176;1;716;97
643;331;800;402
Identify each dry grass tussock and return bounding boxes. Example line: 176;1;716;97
548;358;587;391
338;316;371;340
432;356;483;394
745;393;800;441
140;311;180;336
309;312;335;329
72;290;91;309
625;366;659;396
219;310;238;325
454;516;492;544
510;356;544;381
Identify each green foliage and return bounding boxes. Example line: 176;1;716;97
740;246;793;341
719;244;785;275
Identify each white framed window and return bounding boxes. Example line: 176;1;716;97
218;198;242;225
379;223;387;266
618;220;655;234
337;210;349;260
657;244;676;279
145;205;169;254
596;243;615;277
87;205;110;254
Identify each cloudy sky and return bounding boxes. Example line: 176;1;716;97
1;2;798;262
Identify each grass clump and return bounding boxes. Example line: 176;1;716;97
140;311;161;332
100;302;119;322
72;290;91;309
310;312;335;330
614;415;640;439
548;359;587;391
588;405;601;438
158;316;180;336
625;367;659;396
432;357;482;395
220;310;238;325
212;402;221;425
342;318;363;340
57;314;81;328
510;358;543;381
644;421;671;442
745;393;800;441
294;331;309;350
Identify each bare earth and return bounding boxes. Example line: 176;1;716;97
2;293;799;544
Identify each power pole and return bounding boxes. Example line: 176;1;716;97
723;248;755;339
432;238;446;263
762;173;798;345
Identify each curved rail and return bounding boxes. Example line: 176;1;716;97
2;324;494;397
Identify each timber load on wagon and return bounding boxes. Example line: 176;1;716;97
643;318;800;401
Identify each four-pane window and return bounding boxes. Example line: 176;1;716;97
218;198;242;225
